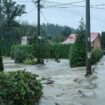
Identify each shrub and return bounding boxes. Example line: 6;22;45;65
10;44;34;63
23;57;37;65
50;44;71;59
35;39;50;60
0;56;4;71
70;44;86;67
0;71;43;105
92;48;103;64
101;32;105;49
0;39;13;56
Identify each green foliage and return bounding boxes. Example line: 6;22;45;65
2;0;26;29
34;37;51;64
0;71;43;105
10;44;34;63
91;48;103;64
70;44;86;67
0;40;12;56
0;56;4;71
101;32;105;49
1;0;26;56
23;57;36;65
70;19;86;67
50;44;71;59
61;26;72;38
42;23;76;42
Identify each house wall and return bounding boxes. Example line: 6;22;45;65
93;36;101;49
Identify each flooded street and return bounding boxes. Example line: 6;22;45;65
3;56;105;105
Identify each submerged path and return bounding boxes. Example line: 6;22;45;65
80;56;105;105
3;57;105;105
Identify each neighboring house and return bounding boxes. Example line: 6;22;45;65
21;36;28;45
91;32;101;49
62;34;76;44
62;32;101;49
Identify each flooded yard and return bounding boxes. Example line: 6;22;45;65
3;57;105;105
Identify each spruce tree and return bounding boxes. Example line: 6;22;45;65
70;19;86;67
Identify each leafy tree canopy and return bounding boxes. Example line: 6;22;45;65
2;0;26;28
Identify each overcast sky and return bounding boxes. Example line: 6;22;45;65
13;0;105;32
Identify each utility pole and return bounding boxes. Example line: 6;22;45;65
36;0;42;64
0;0;4;71
86;0;91;77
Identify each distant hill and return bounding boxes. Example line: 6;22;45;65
42;23;76;42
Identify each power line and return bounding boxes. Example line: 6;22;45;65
40;11;48;23
14;0;105;10
44;0;85;8
18;7;36;21
45;0;105;7
16;1;105;23
22;7;36;17
45;1;64;5
44;4;105;10
14;0;33;2
92;3;105;7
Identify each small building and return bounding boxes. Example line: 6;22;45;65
91;32;101;49
21;36;28;45
62;34;76;44
62;32;101;49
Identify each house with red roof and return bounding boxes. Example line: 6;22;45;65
62;32;101;49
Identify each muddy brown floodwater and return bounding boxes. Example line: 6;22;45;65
4;56;105;105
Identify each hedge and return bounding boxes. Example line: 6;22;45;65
10;44;34;63
70;47;103;67
0;71;43;105
50;44;71;59
91;48;103;65
0;56;4;71
69;44;86;67
10;43;71;64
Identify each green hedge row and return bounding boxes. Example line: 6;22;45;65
0;40;12;56
0;56;4;71
10;44;71;63
91;48;103;65
70;47;103;67
10;44;34;63
50;44;71;59
70;44;86;67
0;71;43;105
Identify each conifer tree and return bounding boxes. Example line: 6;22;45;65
70;19;86;67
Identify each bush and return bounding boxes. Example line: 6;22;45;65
23;57;37;65
92;48;103;64
0;40;12;56
0;56;4;71
10;44;34;63
70;47;103;67
50;44;71;59
101;32;105;49
70;44;86;67
35;39;51;60
0;71;43;105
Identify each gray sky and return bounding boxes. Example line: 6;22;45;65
14;0;105;32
